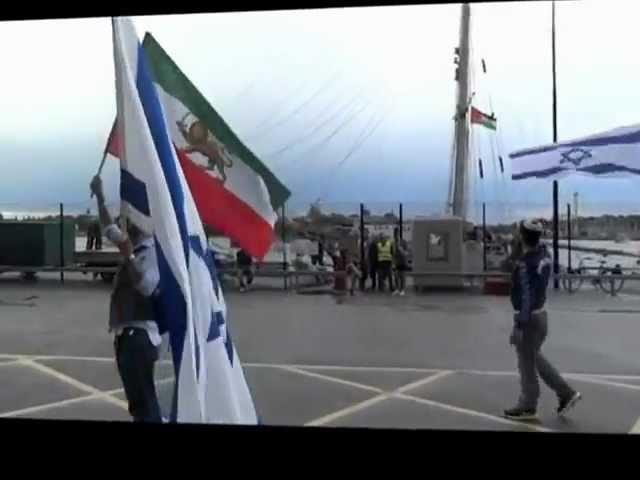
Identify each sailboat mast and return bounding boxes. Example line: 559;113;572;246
451;3;472;220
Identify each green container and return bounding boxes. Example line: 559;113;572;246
0;221;75;267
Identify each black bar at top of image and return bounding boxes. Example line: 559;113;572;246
0;0;549;23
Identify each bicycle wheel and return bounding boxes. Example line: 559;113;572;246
598;269;625;295
561;267;583;293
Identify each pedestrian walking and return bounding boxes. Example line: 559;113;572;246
392;227;409;296
504;219;582;421
236;248;254;292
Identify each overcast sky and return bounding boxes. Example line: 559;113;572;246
0;1;638;222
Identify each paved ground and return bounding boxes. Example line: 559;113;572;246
0;272;639;433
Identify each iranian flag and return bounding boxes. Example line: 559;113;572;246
470;106;497;131
105;33;290;259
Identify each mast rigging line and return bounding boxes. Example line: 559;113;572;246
446;67;460;214
470;7;507;222
470;42;482;223
247;69;344;142
287;98;374;177
477;55;499;194
317;97;393;201
486;82;510;222
247;77;310;135
475;42;509;223
264;91;367;160
296;85;354;131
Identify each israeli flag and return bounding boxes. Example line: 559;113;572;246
510;124;640;181
112;17;257;424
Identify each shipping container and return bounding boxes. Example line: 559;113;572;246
0;221;75;267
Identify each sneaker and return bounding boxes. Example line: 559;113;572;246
239;287;247;293
392;290;399;296
400;290;406;296
557;391;582;416
503;406;538;421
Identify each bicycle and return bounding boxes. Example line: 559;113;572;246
560;255;593;293
561;255;625;295
594;259;625;295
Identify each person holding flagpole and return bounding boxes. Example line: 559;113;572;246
109;17;257;424
90;174;163;423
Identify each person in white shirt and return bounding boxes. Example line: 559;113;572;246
90;175;163;423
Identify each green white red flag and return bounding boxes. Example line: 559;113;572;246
105;33;290;259
470;106;497;131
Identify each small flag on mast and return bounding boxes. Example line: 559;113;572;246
470;106;497;131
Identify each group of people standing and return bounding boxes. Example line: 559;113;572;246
364;227;410;296
311;227;411;298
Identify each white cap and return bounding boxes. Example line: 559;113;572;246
521;219;544;233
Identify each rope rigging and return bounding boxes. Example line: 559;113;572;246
316;95;393;201
264;91;367;160
247;69;343;142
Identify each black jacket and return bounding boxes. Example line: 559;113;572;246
367;241;378;266
237;250;253;267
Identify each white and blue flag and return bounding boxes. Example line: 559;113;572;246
112;17;257;424
510;124;640;181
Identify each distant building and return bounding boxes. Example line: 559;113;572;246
560;215;640;240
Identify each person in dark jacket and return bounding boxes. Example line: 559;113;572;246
367;233;379;291
358;235;369;291
236;249;254;292
94;220;103;250
392;227;409;296
504;219;582;421
86;219;102;251
314;236;326;267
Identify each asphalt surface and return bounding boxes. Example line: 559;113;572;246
0;272;639;433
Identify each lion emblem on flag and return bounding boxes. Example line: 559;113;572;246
177;112;234;183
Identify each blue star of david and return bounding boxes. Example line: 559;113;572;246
560;147;592;167
187;236;235;379
207;310;234;365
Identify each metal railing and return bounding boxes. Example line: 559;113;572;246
2;263;639;296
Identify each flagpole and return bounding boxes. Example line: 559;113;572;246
91;18;117;198
96;149;109;177
111;16;128;235
90;130;111;199
551;0;560;290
